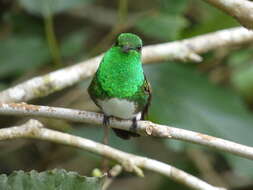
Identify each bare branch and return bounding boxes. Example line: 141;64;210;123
0;119;225;190
102;165;122;190
202;0;253;29
0;103;253;160
0;27;253;103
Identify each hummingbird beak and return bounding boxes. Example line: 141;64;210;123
122;46;132;53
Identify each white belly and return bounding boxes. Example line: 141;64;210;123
98;98;140;119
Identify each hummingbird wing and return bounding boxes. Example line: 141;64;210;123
141;75;152;120
88;72;101;107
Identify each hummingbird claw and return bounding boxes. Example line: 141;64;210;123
112;117;140;139
131;117;137;132
128;117;140;137
103;115;111;126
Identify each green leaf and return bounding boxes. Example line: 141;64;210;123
135;14;188;41
231;65;253;99
18;0;93;16
0;35;50;79
0;169;104;190
229;48;253;99
227;156;253;178
4;13;44;35
144;63;253;176
160;0;188;15
60;30;87;58
181;1;238;38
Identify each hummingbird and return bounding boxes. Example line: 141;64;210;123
88;33;151;139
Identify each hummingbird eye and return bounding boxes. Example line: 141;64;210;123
136;46;142;51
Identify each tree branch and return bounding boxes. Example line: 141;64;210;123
0;119;225;190
202;0;253;29
0;103;253;160
102;165;122;190
0;27;253;103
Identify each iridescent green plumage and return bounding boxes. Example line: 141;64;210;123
97;46;143;97
88;33;151;139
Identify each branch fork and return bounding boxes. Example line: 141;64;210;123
0;119;226;190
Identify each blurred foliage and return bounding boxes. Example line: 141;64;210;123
18;0;93;16
135;14;188;41
0;34;50;78
0;0;253;189
229;48;253;100
145;63;253;176
0;169;103;190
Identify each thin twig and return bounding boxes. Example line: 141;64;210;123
44;15;61;66
0;119;225;190
0;103;252;160
0;27;253;103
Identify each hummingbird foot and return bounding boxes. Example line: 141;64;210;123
112;117;140;139
129;117;140;137
130;117;138;132
103;115;111;126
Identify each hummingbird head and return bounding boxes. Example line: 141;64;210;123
115;33;142;53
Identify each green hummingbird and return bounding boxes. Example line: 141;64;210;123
88;33;151;139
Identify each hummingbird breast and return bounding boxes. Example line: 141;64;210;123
97;98;141;119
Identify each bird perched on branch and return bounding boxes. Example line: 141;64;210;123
88;33;151;139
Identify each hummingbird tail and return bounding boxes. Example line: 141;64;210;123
112;128;140;140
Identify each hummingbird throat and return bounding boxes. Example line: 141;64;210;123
97;47;144;98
